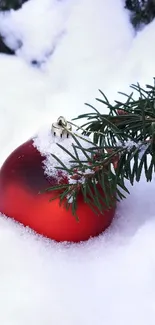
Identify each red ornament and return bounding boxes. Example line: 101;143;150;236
0;127;116;242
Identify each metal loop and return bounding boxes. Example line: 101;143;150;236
51;116;72;138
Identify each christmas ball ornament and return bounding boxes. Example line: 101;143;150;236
0;117;116;242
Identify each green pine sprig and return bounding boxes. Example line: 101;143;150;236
43;79;155;217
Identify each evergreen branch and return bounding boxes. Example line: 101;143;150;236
43;79;155;218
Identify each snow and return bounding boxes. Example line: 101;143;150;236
33;125;93;180
116;139;149;157
0;0;71;63
0;0;155;324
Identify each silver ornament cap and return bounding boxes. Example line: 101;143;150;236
51;116;72;138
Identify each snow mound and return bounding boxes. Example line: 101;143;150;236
33;124;93;179
0;0;71;64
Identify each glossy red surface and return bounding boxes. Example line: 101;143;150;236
0;139;116;242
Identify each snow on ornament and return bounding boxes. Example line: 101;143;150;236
0;117;116;242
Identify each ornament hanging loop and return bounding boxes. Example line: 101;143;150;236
52;116;72;138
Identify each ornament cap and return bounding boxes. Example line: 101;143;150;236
51;116;72;138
